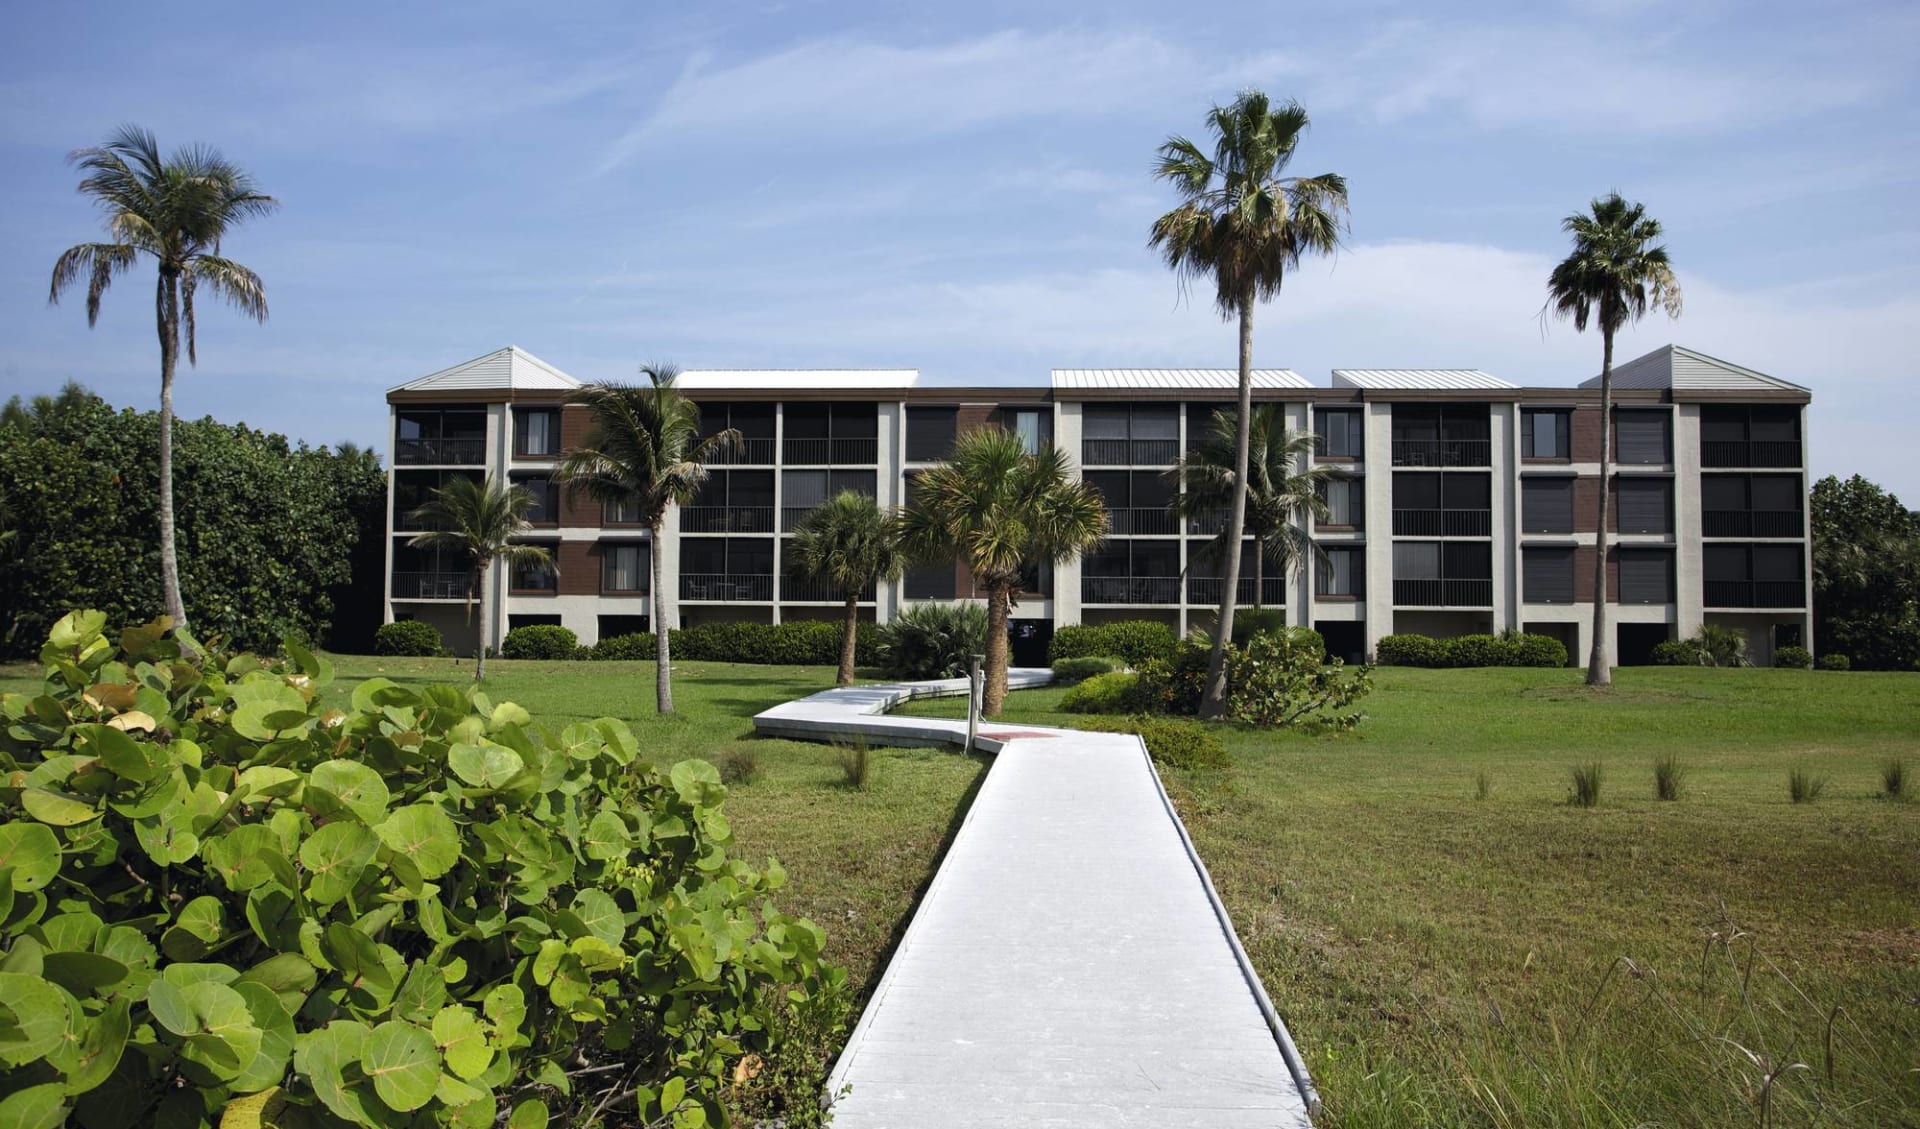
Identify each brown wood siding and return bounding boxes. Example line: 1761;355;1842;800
956;405;999;437
1572;476;1602;533
1570;405;1604;462
557;541;599;596
560;405;592;452
558;486;599;528
1573;545;1621;603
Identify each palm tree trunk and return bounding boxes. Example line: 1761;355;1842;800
1253;547;1265;613
1587;329;1615;688
1202;289;1256;718
474;561;490;682
652;520;675;714
155;271;188;631
838;594;860;686
982;585;1011;717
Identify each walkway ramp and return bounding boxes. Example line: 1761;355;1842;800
753;672;1316;1128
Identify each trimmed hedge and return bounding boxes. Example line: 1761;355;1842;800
1375;631;1566;669
1051;655;1127;682
1817;653;1851;671
1076;715;1230;772
1059;671;1143;714
372;618;443;656
500;623;580;660
1375;633;1447;667
1773;644;1813;669
592;631;657;660
1050;621;1180;667
1651;639;1700;667
580;621;880;665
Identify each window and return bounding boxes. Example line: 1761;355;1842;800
1393;540;1440;580
1315;408;1364;458
601;543;650;594
514;408;559;457
603;496;643;525
1522;477;1574;533
1705;543;1805;607
1617;549;1674;603
1521;409;1571;459
1003;407;1052;454
511;474;558;524
510;549;557;592
1319;476;1364;528
1393;541;1491;605
696;403;775;463
1088;470;1176;533
903;563;953;600
393;469;483;530
394;409;487;465
784;403;878;464
1614;410;1672;464
598;614;650;638
684;470;774;532
1391;405;1491;466
1082;405;1177;464
1522;546;1575;603
1615;477;1672;534
906;406;958;462
1316;546;1364;597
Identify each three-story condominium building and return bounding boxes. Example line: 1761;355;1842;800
383;343;1814;666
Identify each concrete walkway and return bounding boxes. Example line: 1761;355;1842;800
753;671;1317;1127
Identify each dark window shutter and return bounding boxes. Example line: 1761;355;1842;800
1616;411;1671;464
1616;477;1672;533
1522;477;1574;533
1617;549;1674;603
1523;547;1575;603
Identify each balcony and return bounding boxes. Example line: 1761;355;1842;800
1082;438;1179;466
1704;580;1805;608
1391;439;1490;468
704;437;776;465
1393;578;1494;607
1107;508;1180;535
1081;576;1181;604
679;506;774;533
1391;509;1492;536
395;438;486;465
782;578;877;602
1186;576;1287;606
392;571;473;599
680;574;774;601
1701;440;1801;468
1702;510;1804;538
782;437;878;465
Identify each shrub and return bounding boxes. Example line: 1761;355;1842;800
590;631;657;660
1076;715;1230;773
1654;754;1686;801
1051;655;1127;682
1881;758;1907;800
1695;624;1751;667
1059;671;1143;714
1286;625;1327;663
603;621;881;666
1376;631;1564;668
837;739;876;791
1817;653;1851;671
1570;761;1604;807
1772;645;1813;669
1223;631;1372;730
1376;633;1447;667
1448;633;1521;668
1229;607;1287;645
0;611;845;1129
373;618;444;656
1509;630;1568;668
1788;767;1827;803
878;602;987;680
500;622;579;660
1049;620;1179;667
1132;640;1212;715
1651;639;1699;666
716;745;762;786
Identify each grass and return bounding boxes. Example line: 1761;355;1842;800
1884;757;1908;800
1568;760;1604;807
7;655;1916;1125
1654;752;1687;801
1789;765;1829;804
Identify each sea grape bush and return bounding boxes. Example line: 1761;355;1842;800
0;611;843;1129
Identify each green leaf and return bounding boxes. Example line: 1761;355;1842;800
203;825;295;893
349;677;408;714
0;973;74;1066
54;996;128;1095
235;953;317;1016
300;822;379;905
482;984;525;1050
77;723;157;782
569;889;625;947
218;1086;282;1129
374;804;461;880
582;811;630;861
669;759;724;806
0;1083;68;1129
175;981;263;1086
20;786;100;826
39;951;129;996
322;922;395;996
145;978;195;1036
447;743;524;789
294;1021;383;1127
228;684;309;740
431;1005;492;1081
234;765;303;802
507;1098;549;1129
160;895;227;962
49;610;108;649
392;963;447;1024
659;1075;686;1115
231;981;297;1094
0;824;61;891
488;701;531;732
361;1020;440;1112
310;760;392;825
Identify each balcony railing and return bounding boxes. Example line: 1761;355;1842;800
1391;509;1492;536
1107;508;1179;535
1701;440;1801;468
782;578;877;602
1081;576;1182;604
782;437;878;465
395;437;487;465
1702;510;1804;538
680;573;773;601
392;571;473;599
1704;580;1804;608
1392;578;1494;607
1081;438;1179;466
703;437;777;465
1185;511;1227;536
1186;576;1287;606
679;506;774;533
1390;439;1490;467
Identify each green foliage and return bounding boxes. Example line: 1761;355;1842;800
1570;762;1604;807
1229;607;1289;644
589;632;654;661
586;624;882;667
1377;632;1566;669
498;625;579;661
1789;766;1828;803
1656;626;1752;668
1131;635;1371;730
1811;474;1920;671
0;386;385;657
1772;645;1813;669
1049;656;1126;682
1058;672;1143;715
1654;754;1686;801
877;603;987;680
0;611;844;1129
835;741;875;792
1817;653;1851;671
1049;621;1180;668
1650;639;1698;667
1075;715;1230;773
1510;631;1569;668
1878;758;1905;800
1376;634;1448;667
373;620;445;658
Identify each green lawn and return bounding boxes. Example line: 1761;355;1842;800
5;655;1915;1126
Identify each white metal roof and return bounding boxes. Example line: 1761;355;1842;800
1050;368;1309;390
1330;368;1515;390
392;346;580;393
1578;345;1806;392
675;369;920;390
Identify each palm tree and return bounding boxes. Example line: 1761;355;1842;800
553;366;739;715
406;476;554;682
900;428;1106;716
1545;194;1682;687
1173;404;1332;612
1151;91;1348;717
788;491;909;686
48;125;277;633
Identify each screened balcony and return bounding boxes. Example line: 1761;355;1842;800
1390;405;1491;467
1701;405;1802;468
782;403;879;465
394;408;487;465
1082;540;1180;604
696;403;776;465
1391;472;1491;536
1082;404;1179;466
679;538;774;601
1392;541;1493;607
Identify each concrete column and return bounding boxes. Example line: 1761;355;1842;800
1489;402;1515;634
1362;400;1395;654
1674;403;1704;639
877;401;904;624
1798;403;1815;655
382;405;397;627
1287;399;1312;629
1175;402;1189;639
488;403;511;653
1055;401;1084;627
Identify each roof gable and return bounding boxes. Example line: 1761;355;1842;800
1579;345;1806;392
392;346;581;393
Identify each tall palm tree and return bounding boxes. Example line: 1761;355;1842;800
1173;404;1332;612
553;366;739;714
48;125;277;633
1545;194;1682;687
1151;91;1348;717
788;490;909;686
900;428;1106;716
406;476;554;682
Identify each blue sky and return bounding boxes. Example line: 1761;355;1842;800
2;1;1916;494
